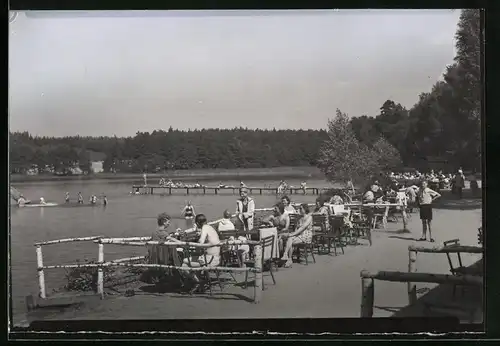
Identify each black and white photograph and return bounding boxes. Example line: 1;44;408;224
8;9;483;335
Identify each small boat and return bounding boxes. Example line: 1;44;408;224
21;203;59;208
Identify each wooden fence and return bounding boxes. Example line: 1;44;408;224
360;243;484;317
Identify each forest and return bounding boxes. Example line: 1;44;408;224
9;10;481;176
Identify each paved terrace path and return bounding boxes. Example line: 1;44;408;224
24;206;482;322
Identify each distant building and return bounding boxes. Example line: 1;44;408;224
91;161;104;174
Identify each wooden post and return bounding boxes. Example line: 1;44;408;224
360;273;374;317
150;187;154;194
186;188;190;195
169;187;172;195
97;240;104;299
203;188;206;195
254;244;263;303
36;246;46;299
408;249;417;305
260;189;262;195
215;188;218;195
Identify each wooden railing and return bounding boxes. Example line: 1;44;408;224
359;243;484;317
34;236;264;302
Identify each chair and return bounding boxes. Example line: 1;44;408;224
293;240;316;265
372;205;388;229
244;235;277;290
183;245;223;295
312;214;328;254
288;213;300;231
317;215;345;256
443;239;482;299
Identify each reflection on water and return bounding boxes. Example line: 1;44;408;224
10;178;328;318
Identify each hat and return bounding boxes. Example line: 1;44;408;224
240;187;249;193
458;169;463;174
223;210;231;218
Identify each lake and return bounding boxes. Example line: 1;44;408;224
10;177;328;319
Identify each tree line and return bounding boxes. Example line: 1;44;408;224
9;10;481;176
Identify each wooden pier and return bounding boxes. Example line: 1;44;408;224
131;185;323;196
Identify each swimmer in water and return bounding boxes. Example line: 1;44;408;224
77;192;84;204
65;192;70;203
39;197;46;205
181;201;196;229
102;194;108;206
89;195;97;205
17;194;28;207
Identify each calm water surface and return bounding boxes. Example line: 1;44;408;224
10;178;328;318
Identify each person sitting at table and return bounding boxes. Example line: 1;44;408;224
218;210;235;231
236;187;256;231
280;203;313;268
263;203;290;231
329;194;344;205
281;195;297;214
148;213;181;267
172;214;221;291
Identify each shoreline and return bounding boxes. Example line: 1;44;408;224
10;166;324;184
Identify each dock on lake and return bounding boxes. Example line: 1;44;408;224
132;185;323;195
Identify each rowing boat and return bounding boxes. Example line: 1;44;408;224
13;203;106;208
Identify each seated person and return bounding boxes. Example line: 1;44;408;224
280;203;313;268
281;195;297;214
262;203;290;232
329;194;344;205
218;210;235;231
149;213;181;265
179;214;221;268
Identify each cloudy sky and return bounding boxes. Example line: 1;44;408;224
9;10;460;137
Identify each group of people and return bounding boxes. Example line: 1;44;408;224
362;179;441;242
159;178;206;189
149;188;326;280
387;168;477;199
64;192;108;205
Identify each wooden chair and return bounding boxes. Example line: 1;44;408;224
372;205;388;229
316;215;345;256
288;213;300;231
183;245;223;295
293;240;316;265
312;214;328;254
244;235;276;290
443;239;482;299
218;231;244;269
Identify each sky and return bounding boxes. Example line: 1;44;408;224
8;10;461;137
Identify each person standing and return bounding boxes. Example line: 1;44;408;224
454;169;465;199
65;192;70;203
77;192;84;204
236;187;255;232
417;181;441;242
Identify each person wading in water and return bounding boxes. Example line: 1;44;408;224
181;201;196;229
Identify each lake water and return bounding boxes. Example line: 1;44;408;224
10;178;327;319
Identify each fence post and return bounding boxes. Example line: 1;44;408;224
360;274;374;317
97;239;104;298
36;245;46;299
254;243;263;303
408;248;417;304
